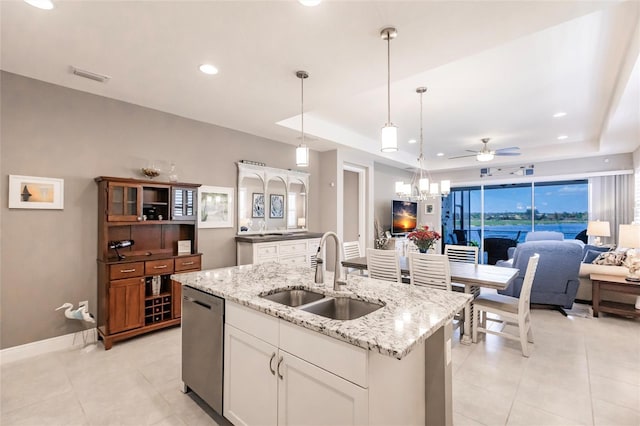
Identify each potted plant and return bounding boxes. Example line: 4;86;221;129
407;225;441;253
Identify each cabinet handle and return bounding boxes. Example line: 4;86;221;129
269;352;276;375
120;268;136;273
277;356;284;380
153;265;168;269
181;261;194;266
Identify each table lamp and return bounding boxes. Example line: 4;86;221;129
587;220;610;246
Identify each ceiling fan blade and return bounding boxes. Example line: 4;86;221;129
465;150;479;154
495;151;521;156
495;147;520;154
448;154;477;160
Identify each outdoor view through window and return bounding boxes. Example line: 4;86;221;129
442;180;588;249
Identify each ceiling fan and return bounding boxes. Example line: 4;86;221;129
449;138;520;162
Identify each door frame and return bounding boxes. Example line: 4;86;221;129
343;163;367;256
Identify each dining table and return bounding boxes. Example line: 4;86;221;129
341;256;520;344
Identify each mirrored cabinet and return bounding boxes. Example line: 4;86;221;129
237;163;309;235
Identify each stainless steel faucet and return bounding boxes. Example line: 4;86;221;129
314;231;347;291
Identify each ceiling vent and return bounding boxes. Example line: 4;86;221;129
70;66;111;83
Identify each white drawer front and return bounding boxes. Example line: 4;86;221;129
226;302;279;346
256;256;278;264
279;241;307;255
279;320;368;387
279;254;307;265
256;244;278;258
308;238;321;254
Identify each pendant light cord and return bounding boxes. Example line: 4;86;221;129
301;75;305;144
387;33;391;125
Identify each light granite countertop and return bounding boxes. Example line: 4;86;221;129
172;262;472;359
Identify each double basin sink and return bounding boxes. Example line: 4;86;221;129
260;289;383;320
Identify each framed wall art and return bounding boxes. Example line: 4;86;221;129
8;175;64;209
252;193;265;218
425;203;435;214
198;185;234;228
270;194;284;218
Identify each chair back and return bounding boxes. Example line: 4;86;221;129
444;244;478;264
343;241;361;260
366;248;401;283
518;253;540;314
408;252;451;291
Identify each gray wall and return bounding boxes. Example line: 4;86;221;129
343;170;359;242
0;72;321;349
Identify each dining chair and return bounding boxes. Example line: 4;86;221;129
344;241;365;276
408;252;466;334
366;248;401;283
445;244;479;294
472;253;540;357
343;241;362;259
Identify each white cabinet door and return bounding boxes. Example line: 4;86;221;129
224;325;278;426
277;351;368;426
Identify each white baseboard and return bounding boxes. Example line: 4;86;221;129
0;329;97;365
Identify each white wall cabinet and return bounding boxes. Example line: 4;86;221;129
224;303;368;426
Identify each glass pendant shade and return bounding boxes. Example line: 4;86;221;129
430;183;439;195
419;177;429;192
296;144;309;167
402;183;412;196
381;125;398;152
441;180;451;195
395;181;405;194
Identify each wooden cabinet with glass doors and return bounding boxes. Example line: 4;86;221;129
95;176;202;349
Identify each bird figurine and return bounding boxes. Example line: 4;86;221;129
55;302;95;323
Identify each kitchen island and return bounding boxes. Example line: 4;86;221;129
173;262;471;426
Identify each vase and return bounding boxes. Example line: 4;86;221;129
419;247;428;254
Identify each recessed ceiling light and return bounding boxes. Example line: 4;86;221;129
408;139;417;144
557;135;568;140
299;0;321;6
436;152;444;157
24;0;54;10
199;64;218;75
553;112;567;118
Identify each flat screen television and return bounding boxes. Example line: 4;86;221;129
392;200;418;236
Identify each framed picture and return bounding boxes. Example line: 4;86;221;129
198;185;234;229
425;203;435;214
8;175;64;209
270;194;284;218
252;193;265;218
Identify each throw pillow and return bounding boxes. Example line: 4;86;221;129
592;251;626;266
583;249;606;264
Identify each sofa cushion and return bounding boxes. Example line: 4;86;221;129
582;244;610;257
583;249;606;264
579;262;628;278
592;251;627;266
525;231;564;242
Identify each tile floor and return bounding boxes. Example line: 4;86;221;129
1;303;639;426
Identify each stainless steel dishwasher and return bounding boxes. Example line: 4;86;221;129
182;286;224;414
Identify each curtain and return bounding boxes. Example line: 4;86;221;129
589;174;634;246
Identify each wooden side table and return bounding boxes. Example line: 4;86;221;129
590;273;640;318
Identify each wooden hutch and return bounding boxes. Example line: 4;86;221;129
95;176;201;349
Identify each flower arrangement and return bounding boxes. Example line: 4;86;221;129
407;225;441;253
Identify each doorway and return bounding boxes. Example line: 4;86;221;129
343;164;366;255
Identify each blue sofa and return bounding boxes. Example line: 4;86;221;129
497;240;584;311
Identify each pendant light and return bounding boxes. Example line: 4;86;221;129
380;27;398;152
394;87;451;199
295;70;310;167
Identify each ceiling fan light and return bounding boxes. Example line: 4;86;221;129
477;152;494;162
381;125;398;152
296;145;309;167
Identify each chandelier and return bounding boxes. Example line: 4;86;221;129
395;87;450;200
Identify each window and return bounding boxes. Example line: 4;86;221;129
443;179;588;262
